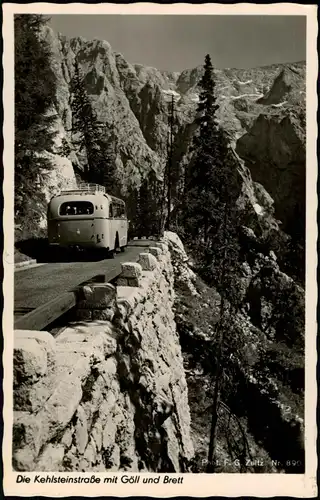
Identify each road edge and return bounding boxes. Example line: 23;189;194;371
15;259;37;270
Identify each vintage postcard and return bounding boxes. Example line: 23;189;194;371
3;2;318;497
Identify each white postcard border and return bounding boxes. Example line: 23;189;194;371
2;2;318;497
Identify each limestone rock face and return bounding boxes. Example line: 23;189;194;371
257;66;305;105
236;108;305;234
43;27;165;195
40;153;77;201
168;61;305;143
168;231;304;473
163;231;199;297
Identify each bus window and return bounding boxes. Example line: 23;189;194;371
119;204;125;218
109;201;126;219
60;201;94;216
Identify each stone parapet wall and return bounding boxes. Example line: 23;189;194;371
13;243;194;472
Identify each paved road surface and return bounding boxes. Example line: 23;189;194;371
14;241;153;319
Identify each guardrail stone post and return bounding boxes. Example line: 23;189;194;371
138;252;158;271
153;242;168;253
76;283;116;321
116;262;142;287
148;247;162;259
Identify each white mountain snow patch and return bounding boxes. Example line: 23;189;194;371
271;101;287;108
220;93;263;101
253;203;264;215
189;93;199;102
230;93;264;100
236;79;253;85
162;89;181;101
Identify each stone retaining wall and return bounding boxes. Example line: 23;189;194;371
13;243;194;472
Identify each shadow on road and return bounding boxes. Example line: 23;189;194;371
16;237;49;262
15;238;114;263
76;274;110;287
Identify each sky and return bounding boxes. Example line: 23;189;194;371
49;15;306;72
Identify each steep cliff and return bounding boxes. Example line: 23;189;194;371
164;231;304;473
236;108;305;236
42;27;165;195
13;244;194;472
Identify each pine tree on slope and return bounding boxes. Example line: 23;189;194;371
15;14;58;223
184;54;242;472
137;170;163;237
94;127;122;196
69;60;100;181
70;60;120;195
184;54;239;247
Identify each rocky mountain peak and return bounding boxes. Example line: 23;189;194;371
39;26;305;236
257;64;306;105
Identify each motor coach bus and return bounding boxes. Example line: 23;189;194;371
47;183;128;255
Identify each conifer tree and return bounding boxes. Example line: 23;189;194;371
69;60;100;181
15;14;58;222
184;54;242;472
70;61;120;195
184;54;239;245
91;127;122;196
136;170;162;237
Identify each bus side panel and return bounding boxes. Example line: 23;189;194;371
109;220;117;250
103;218;112;249
111;219;126;249
94;219;111;249
87;218;116;250
119;219;128;247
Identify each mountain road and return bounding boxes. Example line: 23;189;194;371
14;240;153;320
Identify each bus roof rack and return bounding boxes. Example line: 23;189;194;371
59;183;106;195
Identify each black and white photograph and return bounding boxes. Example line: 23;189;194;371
3;3;317;497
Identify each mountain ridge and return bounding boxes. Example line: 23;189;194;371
39;26;305;237
58;31;306;75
